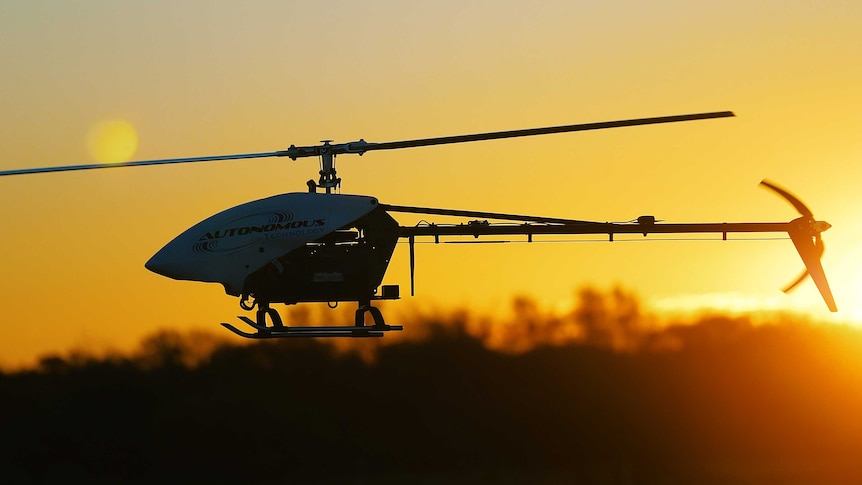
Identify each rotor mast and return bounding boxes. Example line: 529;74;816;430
316;141;340;193
282;139;372;194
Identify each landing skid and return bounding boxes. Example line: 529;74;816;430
221;317;403;339
222;299;402;339
221;294;404;339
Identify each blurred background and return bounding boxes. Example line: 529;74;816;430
4;292;862;484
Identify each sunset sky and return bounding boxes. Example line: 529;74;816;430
1;1;861;368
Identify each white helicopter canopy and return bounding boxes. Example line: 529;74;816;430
145;192;378;295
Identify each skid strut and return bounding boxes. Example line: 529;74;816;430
256;302;283;328
355;299;386;327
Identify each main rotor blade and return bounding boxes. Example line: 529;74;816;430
356;111;735;153
0;151;285;177
2;111;734;175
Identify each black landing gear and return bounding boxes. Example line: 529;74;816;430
256;302;284;328
221;298;403;339
355;299;386;327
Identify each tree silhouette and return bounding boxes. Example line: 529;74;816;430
2;288;862;484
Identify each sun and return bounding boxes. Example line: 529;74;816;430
87;119;138;163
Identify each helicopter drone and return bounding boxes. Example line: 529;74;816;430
0;111;836;338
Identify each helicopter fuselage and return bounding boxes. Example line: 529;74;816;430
5;110;836;337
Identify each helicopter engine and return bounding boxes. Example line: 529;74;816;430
242;204;399;305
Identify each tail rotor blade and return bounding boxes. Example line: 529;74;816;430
760;179;814;218
782;236;824;293
762;180;835;311
782;270;809;293
788;227;836;312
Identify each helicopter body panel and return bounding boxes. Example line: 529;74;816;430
145;192;379;295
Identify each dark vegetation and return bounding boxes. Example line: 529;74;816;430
3;288;862;484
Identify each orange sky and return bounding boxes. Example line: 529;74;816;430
1;1;861;368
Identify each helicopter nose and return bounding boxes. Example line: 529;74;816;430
145;254;166;276
145;250;184;280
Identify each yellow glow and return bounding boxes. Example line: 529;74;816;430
87;120;138;163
